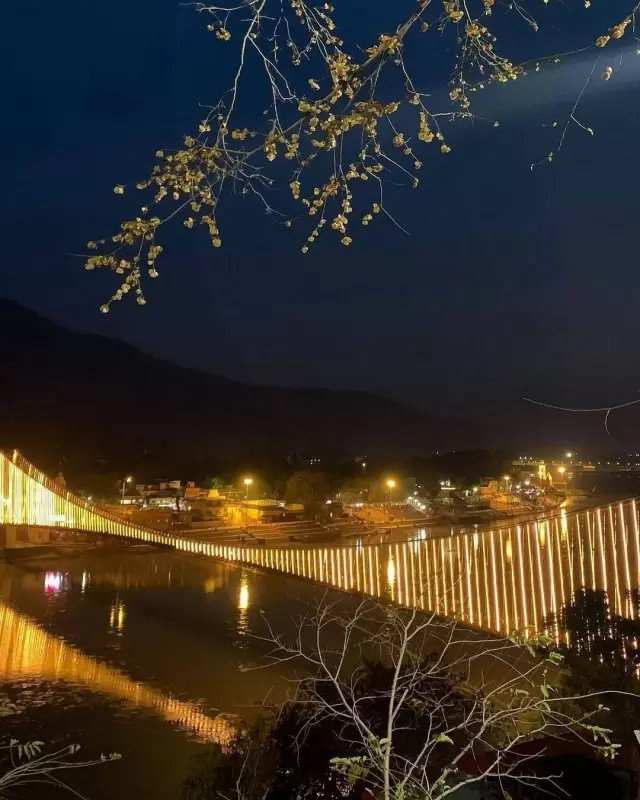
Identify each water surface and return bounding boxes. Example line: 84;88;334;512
0;552;310;799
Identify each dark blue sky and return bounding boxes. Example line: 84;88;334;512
4;0;640;431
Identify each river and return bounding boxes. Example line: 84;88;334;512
1;496;639;798
0;552;320;799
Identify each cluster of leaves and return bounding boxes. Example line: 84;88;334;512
0;737;121;796
555;587;640;678
1;691;121;795
550;587;640;744
84;0;640;310
285;469;332;518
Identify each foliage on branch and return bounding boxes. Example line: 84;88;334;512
84;0;640;310
0;692;121;795
550;588;640;744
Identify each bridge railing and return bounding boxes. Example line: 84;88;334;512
1;451;172;544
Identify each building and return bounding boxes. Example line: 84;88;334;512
222;499;301;527
512;457;600;491
184;486;212;501
115;507;190;531
479;479;500;497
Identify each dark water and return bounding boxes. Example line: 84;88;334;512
0;552;317;800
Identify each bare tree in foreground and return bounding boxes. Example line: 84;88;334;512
187;598;624;800
82;0;640;311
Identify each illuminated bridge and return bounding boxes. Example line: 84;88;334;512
3;451;640;639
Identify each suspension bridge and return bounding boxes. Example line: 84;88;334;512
2;450;640;638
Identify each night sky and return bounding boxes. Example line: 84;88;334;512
4;0;640;440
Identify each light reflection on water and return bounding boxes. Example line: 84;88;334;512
108;598;126;634
236;571;250;638
43;570;65;594
0;599;234;745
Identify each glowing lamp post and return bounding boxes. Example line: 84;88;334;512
386;479;396;506
243;477;253;528
121;476;133;504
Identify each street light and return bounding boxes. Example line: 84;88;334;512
243;477;253;528
558;466;566;474
386;479;396;506
121;475;133;504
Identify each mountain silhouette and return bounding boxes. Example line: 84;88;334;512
0;299;463;479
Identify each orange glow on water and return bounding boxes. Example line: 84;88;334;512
0;603;232;744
